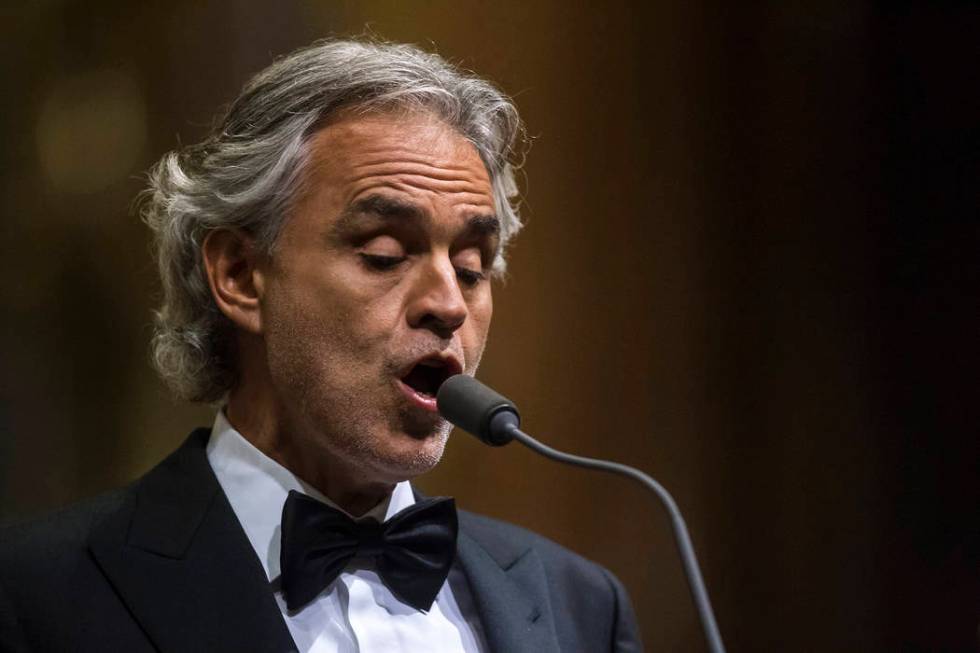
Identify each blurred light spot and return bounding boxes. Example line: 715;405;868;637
36;69;147;194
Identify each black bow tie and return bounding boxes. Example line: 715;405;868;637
279;490;458;613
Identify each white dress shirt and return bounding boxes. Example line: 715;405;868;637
206;410;487;653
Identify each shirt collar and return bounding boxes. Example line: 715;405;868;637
205;409;416;581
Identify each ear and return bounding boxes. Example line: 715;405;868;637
202;229;266;334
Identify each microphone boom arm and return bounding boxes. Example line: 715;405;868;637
436;374;726;652
501;422;727;653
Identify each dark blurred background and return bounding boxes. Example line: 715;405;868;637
1;1;977;651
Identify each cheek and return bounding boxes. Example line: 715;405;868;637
478;292;493;334
262;273;361;369
463;293;493;370
277;264;389;334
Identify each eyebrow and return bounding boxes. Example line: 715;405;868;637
333;193;500;238
344;194;425;224
464;214;501;238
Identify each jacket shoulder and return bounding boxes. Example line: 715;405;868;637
457;508;622;592
0;427;212;569
457;509;643;652
0;433;210;652
0;488;132;570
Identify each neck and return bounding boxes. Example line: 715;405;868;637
225;343;395;516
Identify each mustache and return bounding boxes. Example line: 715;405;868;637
384;340;465;375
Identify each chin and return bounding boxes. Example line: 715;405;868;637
369;420;451;481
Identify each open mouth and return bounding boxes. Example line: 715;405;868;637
398;355;462;411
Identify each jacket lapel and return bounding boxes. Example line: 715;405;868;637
455;521;561;653
89;429;296;653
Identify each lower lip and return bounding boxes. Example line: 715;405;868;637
396;379;439;413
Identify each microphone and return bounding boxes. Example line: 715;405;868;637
437;374;727;653
434;372;520;446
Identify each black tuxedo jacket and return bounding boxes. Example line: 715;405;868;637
0;429;641;652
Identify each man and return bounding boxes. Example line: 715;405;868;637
0;39;641;652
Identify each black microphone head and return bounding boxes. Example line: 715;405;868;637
436;375;520;446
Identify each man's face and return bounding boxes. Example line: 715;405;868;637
256;110;497;485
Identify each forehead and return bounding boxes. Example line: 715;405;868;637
299;110;495;212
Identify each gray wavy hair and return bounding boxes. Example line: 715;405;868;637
140;38;524;403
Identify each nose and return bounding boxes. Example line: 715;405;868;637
406;255;468;338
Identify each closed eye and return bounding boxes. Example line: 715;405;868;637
456;267;487;287
360;253;486;287
360;253;406;271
